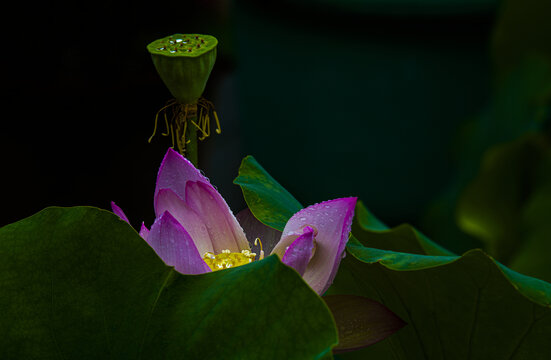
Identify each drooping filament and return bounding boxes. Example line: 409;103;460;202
148;98;221;155
255;237;265;260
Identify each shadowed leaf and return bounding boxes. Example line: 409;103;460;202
323;295;406;354
457;133;551;281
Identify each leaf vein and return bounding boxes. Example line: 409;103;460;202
138;268;175;359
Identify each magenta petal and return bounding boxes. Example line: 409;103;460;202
274;197;357;294
155;188;213;256
139;222;150;241
185;181;250;253
154;148;210;214
282;226;315;276
148;211;211;275
111;201;130;223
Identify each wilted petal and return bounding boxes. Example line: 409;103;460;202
111;201;130;223
155;188;214;256
139;222;150;241
154;148;210;214
148;211;211;274
186;181;250;253
281;226;315;276
273;197;356;294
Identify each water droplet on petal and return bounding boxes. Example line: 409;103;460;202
299;217;306;221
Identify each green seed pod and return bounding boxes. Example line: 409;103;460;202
147;34;218;104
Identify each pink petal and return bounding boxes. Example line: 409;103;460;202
155;188;214;256
185;181;250;253
154;148;210;214
139;222;150;241
111;201;130;223
282;226;315;276
148;211;211;275
272;197;357;295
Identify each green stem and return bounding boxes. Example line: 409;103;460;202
186;114;199;167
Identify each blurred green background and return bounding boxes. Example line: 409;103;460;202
3;0;550;279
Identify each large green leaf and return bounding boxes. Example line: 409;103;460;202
331;241;551;359
235;155;551;359
0;206;337;359
457;133;551;281
234;156;303;230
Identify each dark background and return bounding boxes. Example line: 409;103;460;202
3;0;549;253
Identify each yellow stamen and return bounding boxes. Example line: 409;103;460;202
203;249;257;272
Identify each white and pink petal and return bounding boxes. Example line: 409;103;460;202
155;188;214;256
154;148;211;214
185;181;250;254
147;211;211;275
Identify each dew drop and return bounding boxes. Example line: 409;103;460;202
299;217;306;221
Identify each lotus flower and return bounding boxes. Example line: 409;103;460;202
112;149;356;294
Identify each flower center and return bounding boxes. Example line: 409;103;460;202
203;249;256;271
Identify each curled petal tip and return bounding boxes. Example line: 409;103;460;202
139;222;150;241
111;201;130;224
276;196;357;294
282;227;315;276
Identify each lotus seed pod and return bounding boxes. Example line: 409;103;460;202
147;34;218;104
